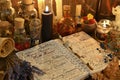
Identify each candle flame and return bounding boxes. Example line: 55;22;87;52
45;6;49;12
103;21;107;28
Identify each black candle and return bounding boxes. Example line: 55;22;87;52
41;6;53;42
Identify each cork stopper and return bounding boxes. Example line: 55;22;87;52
25;3;34;11
0;21;11;29
14;18;24;29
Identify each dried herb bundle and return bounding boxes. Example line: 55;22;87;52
99;29;120;57
0;51;34;80
104;30;120;58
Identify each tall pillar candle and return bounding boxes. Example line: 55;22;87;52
42;6;53;42
56;0;63;20
76;5;82;17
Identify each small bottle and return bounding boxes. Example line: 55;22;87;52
0;21;13;38
14;18;30;51
57;5;75;36
18;0;38;36
0;0;15;23
18;0;38;19
29;18;42;46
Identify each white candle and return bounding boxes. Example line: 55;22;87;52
22;0;33;4
76;5;82;17
56;0;63;20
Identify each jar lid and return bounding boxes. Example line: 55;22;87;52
14;18;25;29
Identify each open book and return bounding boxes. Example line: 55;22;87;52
16;31;109;80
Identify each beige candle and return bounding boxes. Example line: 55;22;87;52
76;5;82;17
22;0;33;4
56;0;63;20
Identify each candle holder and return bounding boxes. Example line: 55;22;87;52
95;19;112;42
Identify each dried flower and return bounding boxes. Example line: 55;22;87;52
81;13;96;24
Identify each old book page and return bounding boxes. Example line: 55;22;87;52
63;31;108;74
17;39;89;80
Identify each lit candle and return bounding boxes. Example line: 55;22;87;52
41;6;53;42
96;19;112;41
56;0;63;20
44;6;49;13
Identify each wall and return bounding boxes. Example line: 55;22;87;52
11;0;120;21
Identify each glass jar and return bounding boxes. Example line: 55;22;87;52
0;0;15;23
14;18;31;51
29;18;42;46
0;21;13;38
18;2;38;19
57;5;75;36
18;1;38;35
95;19;112;42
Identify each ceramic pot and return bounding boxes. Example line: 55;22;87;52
82;23;97;34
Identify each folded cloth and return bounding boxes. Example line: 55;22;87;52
0;38;14;58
